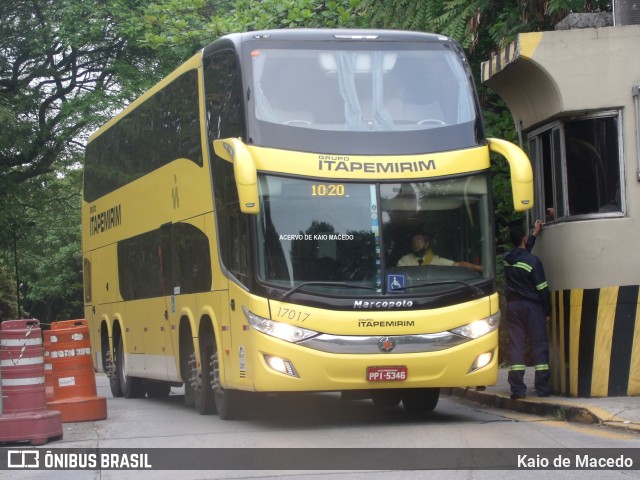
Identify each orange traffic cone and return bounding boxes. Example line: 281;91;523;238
46;319;107;423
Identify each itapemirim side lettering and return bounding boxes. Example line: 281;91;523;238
89;204;122;236
317;159;436;174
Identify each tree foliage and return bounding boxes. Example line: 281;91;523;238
0;0;183;219
20;168;84;324
137;0;366;51
0;0;187;321
363;0;610;53
0;163;84;323
0;261;19;321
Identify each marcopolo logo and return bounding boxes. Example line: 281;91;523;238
353;299;414;309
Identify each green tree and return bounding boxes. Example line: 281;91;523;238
138;0;366;51
18;168;84;325
0;165;84;324
0;262;19;321
1;0;188;323
363;0;610;52
0;0;184;226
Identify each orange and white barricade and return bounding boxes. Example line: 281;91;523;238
46;319;107;422
0;319;63;445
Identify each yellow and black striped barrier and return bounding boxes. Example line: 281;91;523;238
550;285;640;397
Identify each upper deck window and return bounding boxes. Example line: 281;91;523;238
85;70;201;203
243;42;483;155
251;48;474;132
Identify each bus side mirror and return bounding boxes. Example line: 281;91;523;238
213;138;260;214
487;138;534;212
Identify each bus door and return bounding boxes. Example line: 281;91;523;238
218;210;254;390
224;281;253;388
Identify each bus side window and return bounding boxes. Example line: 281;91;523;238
204;50;251;285
204;50;243;141
212;156;251;285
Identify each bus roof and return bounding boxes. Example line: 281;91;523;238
203;29;455;56
88;29;458;144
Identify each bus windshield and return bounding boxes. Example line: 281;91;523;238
256;174;492;297
245;43;482;154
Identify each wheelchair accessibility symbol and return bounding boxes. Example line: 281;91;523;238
387;274;405;292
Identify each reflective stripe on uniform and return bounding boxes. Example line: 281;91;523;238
534;364;549;371
505;262;533;272
509;364;526;371
536;281;548;291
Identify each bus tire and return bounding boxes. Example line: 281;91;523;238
195;343;216;415
106;338;123;398
181;334;196;407
117;335;145;398
214;386;245;421
212;347;244;420
402;388;440;414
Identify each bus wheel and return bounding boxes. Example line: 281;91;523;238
402;388;440;414
181;337;195;406
106;343;122;398
371;390;402;408
194;345;216;415
212;348;243;420
116;335;145;398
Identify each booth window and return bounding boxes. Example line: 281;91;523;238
528;111;623;222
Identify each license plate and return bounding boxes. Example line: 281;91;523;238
366;366;407;382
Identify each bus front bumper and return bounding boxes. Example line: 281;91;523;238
241;329;498;392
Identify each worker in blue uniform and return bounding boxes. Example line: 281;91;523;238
503;220;552;399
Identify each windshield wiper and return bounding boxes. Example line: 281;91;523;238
280;281;377;300
394;280;484;297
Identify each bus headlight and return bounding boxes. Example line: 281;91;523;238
450;312;500;339
243;307;319;343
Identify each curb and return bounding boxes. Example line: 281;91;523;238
443;387;602;425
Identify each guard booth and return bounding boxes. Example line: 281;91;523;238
482;11;640;397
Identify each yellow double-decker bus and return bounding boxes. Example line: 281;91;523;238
83;29;533;419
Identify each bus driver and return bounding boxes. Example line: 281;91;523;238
397;229;482;272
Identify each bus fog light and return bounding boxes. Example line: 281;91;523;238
470;351;493;372
264;354;299;377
